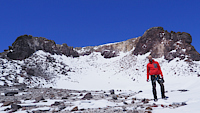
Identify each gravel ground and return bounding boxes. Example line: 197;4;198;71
0;86;185;113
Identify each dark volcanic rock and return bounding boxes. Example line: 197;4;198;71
71;106;78;111
109;89;115;95
101;50;117;58
133;27;200;61
5;91;18;96
35;95;45;102
133;27;164;57
51;101;64;106
82;92;93;100
3;101;13;106
11;104;22;112
7;35;79;60
142;98;149;104
97;45;119;58
112;94;118;100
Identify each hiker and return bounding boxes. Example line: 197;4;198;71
146;55;166;101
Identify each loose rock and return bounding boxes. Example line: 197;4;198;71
35;95;45;102
11;104;22;112
3;101;13;106
112;94;118;100
71;106;78;111
5;91;18;96
109;89;115;95
82;93;93;100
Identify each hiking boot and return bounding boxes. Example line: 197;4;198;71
154;99;158;102
162;96;168;100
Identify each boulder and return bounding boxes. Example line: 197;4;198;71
145;107;153;110
3;101;13;106
71;106;78;111
142;98;149;104
51;101;64;106
35;95;45;102
101;50;117;58
181;102;187;106
123;101;128;105
5;91;18;96
112;94;118;100
82;93;93;100
58;105;66;111
109;89;115;95
11;104;22;112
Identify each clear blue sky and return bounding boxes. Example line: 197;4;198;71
0;0;200;53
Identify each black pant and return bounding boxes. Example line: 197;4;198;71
151;75;165;99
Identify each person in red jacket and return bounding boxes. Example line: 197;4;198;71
147;55;166;101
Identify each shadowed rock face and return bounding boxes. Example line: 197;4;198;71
133;27;165;57
133;27;200;61
7;35;79;60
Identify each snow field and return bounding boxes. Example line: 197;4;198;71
1;49;200;112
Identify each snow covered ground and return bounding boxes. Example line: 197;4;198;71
41;50;200;113
1;49;200;112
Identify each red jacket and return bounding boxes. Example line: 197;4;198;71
147;60;163;80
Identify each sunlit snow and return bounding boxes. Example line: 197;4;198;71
1;49;200;112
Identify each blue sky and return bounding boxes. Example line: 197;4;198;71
0;0;200;53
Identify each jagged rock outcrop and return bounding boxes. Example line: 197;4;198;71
133;27;200;61
6;35;79;60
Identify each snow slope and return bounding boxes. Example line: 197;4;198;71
36;50;200;112
1;48;200;112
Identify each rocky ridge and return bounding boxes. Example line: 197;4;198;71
1;27;199;61
76;27;200;61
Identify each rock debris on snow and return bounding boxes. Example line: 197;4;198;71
0;87;188;113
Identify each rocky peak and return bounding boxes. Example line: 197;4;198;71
6;35;79;60
133;27;200;61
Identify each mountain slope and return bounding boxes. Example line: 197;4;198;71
1;26;200;88
1;47;200;89
0;27;200;112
